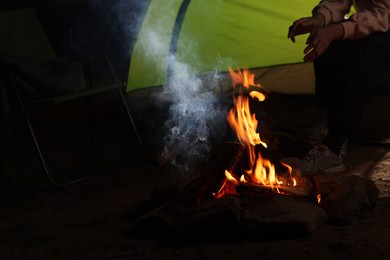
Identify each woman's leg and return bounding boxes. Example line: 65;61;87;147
314;30;390;153
290;30;390;174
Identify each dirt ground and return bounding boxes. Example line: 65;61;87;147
1;92;389;259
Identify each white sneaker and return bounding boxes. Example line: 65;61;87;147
284;144;346;174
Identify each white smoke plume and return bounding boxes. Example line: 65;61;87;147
138;23;231;172
159;53;229;172
104;0;231;173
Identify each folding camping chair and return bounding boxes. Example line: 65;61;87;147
0;8;143;186
5;54;144;186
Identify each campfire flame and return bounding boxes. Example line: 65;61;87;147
214;68;298;198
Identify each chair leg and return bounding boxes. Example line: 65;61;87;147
9;72;144;187
24;107;144;186
117;87;144;158
104;51;144;159
24;87;145;186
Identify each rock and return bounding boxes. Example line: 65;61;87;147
319;175;380;225
240;194;327;238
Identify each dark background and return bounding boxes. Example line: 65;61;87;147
0;0;150;83
1;2;390;259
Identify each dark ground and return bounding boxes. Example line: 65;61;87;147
1;90;390;259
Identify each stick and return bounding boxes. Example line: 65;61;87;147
236;182;311;197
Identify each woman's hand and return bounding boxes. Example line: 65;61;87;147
303;24;344;62
288;14;325;42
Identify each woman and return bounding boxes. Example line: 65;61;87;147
287;0;390;174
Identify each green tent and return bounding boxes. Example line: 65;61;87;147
127;0;319;94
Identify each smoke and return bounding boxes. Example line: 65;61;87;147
156;53;230;173
109;0;151;54
117;0;233;173
90;0;231;173
84;0;150;53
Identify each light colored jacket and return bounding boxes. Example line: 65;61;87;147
313;0;390;39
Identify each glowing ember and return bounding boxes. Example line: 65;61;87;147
317;194;321;204
214;68;298;198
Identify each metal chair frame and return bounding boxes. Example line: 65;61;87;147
7;59;143;187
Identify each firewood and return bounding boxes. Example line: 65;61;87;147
179;142;245;209
236;182;311;197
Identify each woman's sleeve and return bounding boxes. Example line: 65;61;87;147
312;0;353;25
342;1;390;39
313;0;390;40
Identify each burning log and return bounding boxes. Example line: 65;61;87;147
236;182;311;197
179;141;245;209
209;68;307;199
230;143;296;179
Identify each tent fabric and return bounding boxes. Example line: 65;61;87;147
127;0;318;93
250;63;315;95
128;0;183;91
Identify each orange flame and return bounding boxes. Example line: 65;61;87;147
226;68;267;148
215;68;297;197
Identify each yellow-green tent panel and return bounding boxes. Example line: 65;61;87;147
127;0;318;93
